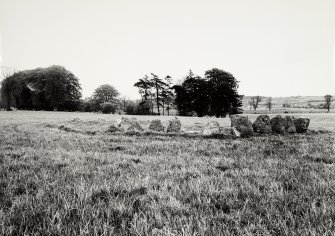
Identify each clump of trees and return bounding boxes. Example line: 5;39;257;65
173;69;243;117
0;66;82;111
83;84;120;113
0;66;245;116
0;65;125;114
134;73;174;115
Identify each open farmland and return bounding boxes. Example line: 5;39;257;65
0;111;335;235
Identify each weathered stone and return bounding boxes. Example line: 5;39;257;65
202;121;220;136
231;127;241;138
107;124;124;133
116;117;131;127
220;127;233;136
125;121;144;133
149;119;164;132
116;117;139;130
270;115;286;133
71;117;81;122
285;116;296;133
166;117;181;133
252;115;271;133
230;115;254;137
293;117;310;133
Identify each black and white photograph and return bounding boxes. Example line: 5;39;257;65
0;0;335;235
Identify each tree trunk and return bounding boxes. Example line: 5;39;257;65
162;101;165;116
6;90;11;111
155;83;160;115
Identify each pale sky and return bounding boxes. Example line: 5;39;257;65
0;0;334;99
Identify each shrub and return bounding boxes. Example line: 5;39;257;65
102;102;116;114
135;101;151;115
125;101;136;115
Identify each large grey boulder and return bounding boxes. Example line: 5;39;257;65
293;117;310;133
126;121;144;133
113;117;144;133
202;121;220;135
230;115;254;137
220;127;233;136
270;115;286;133
149;119;164;132
166;117;182;133
285;116;296;133
107;121;124;133
271;115;298;134
252;115;271;133
116;117;132;128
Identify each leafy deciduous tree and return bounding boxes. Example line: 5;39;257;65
265;97;273;111
92;84;119;104
205;68;243;117
249;96;262;111
0;66;82;111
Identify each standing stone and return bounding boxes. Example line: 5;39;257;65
149;119;164;132
117;117;138;130
107;124;124;133
252;115;271;133
71;118;81;122
270;115;286;133
166;117;181;133
113;117;144;133
220;127;233;136
202;121;220;135
116;117;131;127
230;127;241;138
285;116;296;133
126;121;144;133
230;115;254;137
293;117;310;133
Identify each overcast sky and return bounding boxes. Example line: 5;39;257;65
0;0;334;99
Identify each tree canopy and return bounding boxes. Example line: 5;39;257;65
134;73;173;115
92;84;119;104
0;66;82;111
173;69;243;117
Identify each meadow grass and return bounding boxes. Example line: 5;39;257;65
0;111;335;235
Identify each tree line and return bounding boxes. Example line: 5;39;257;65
0;66;245;116
2;65;331;115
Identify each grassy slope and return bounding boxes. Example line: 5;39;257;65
0;111;335;235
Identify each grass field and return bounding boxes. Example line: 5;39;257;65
0;111;335;235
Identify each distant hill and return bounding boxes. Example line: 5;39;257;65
242;95;334;112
